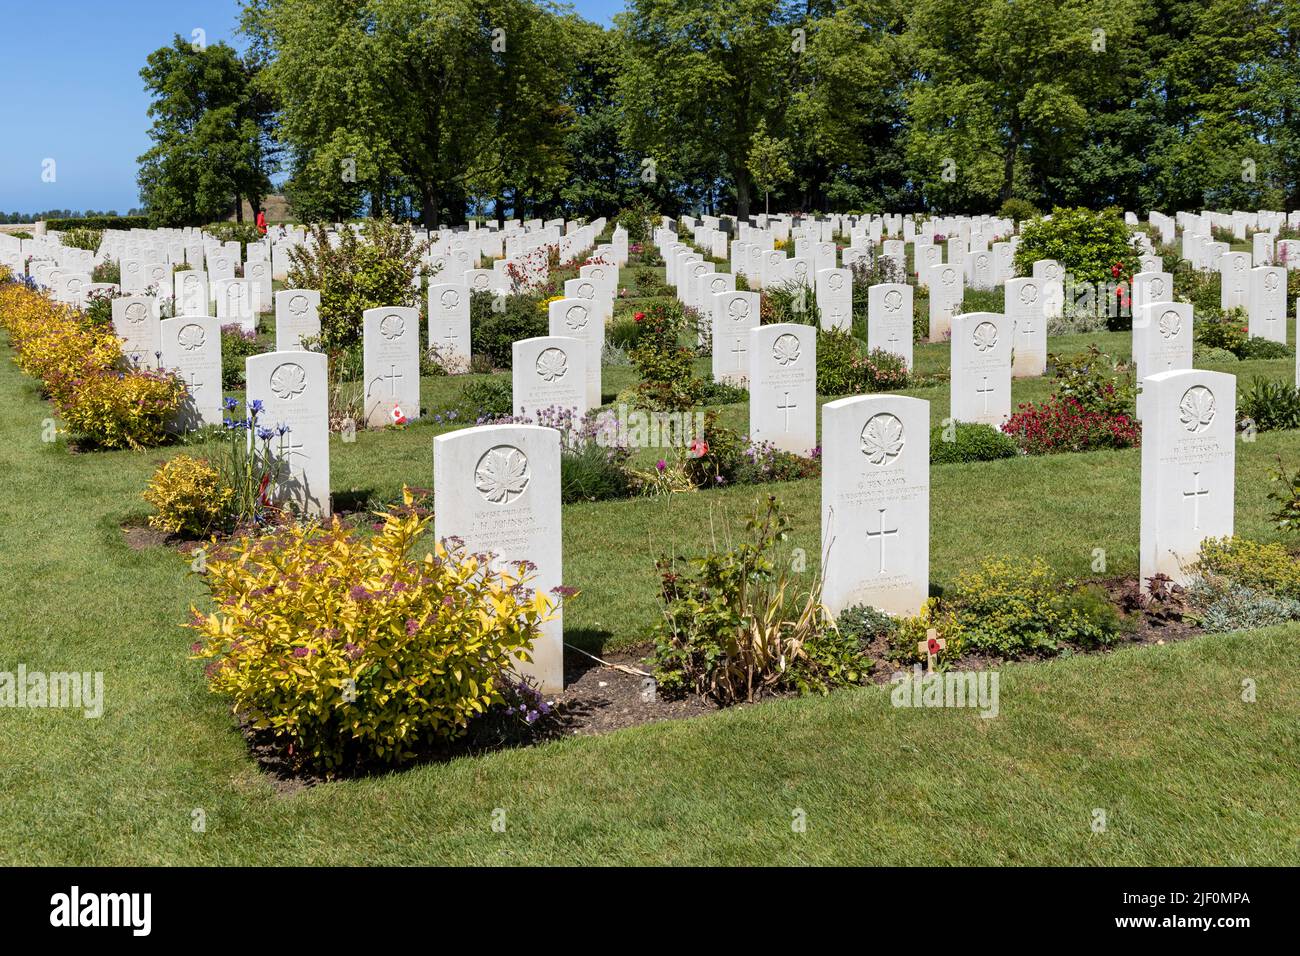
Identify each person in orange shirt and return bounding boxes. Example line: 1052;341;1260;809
256;210;267;235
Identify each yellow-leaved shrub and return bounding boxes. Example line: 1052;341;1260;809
143;454;233;537
188;490;555;770
0;282;186;448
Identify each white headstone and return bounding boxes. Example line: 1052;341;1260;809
161;316;223;428
815;267;853;331
1006;277;1047;378
111;296;161;369
274;289;321;351
821;395;930;617
546;299;600;411
950;311;1012;425
1248;266;1287;342
433;424;563;691
749;323;816;454
246;351;331;517
362;306;421;427
512;336;587;420
867;283;913;368
1134;301;1193;381
427;282;471;368
711;290;761;385
1139;369;1236;588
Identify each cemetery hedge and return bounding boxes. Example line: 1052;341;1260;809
45;215;149;231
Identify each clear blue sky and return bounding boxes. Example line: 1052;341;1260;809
3;0;624;215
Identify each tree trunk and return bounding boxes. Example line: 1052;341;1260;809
234;194;243;223
736;168;751;219
999;126;1021;206
420;184;438;229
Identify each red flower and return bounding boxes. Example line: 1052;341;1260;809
927;637;941;655
687;438;709;458
634;311;645;323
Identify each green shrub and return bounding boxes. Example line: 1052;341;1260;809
836;604;899;645
187;493;555;770
1194;346;1239;364
652;496;865;703
1237;336;1294;360
998;198;1040;222
91;260;121;285
1194;537;1300;601
220;325;264;389
1239;377;1300;432
607;316;643;351
629;302;703;411
1013;207;1138;285
930;421;1019;463
897;557;1124;659
470;291;548;369
561;440;633;503
46;215;149;231
455;377;513;420
761;280;819;326
1269;459;1300;534
61;227;102;252
1049;345;1136;416
816;328;864;394
616;198;656;243
286;219;427;352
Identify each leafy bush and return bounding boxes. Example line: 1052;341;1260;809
1185;578;1300;633
1003;397;1140;454
1194;537;1300;601
615;198;657;243
1269;459;1300;534
835;604;899;645
816;328;864;394
1194;346;1239;364
0;283;186;449
143;455;233;537
203;221;263;254
1013;207;1138;285
91;260;121;285
59;367;187;450
897;557;1124;660
930;421;1020;463
1239;377;1300;432
470;292;548;369
286;219;428;352
1050;346;1135;416
561;439;634;503
187;490;555;770
455;377;513;421
652;496;865;703
1238;336;1294;360
46;215;148;231
998;198;1040;222
61;228;102;252
856;348;911;391
761;280;819;326
629;301;702;410
220;324;263;389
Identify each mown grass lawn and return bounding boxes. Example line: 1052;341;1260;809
1;258;1298;864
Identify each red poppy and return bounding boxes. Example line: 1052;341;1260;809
688;439;709;458
634;311;645;323
927;636;941;655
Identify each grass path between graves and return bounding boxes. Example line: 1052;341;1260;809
1;334;1299;863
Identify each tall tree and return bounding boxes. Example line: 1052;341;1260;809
616;0;796;218
137;36;276;226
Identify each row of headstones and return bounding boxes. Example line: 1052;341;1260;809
419;364;1239;694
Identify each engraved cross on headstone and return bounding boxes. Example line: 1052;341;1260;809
864;507;899;575
777;391;797;430
976;375;995;412
1183;470;1209;530
731;338;747;370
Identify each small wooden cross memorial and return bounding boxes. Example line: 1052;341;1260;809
917;627;946;670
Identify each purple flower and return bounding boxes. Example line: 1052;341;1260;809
292;647;309;658
405;618;419;636
656;459;666;471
